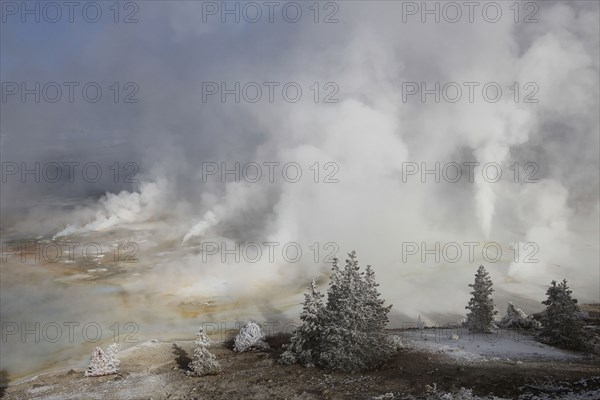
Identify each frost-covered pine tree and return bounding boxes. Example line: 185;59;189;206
188;328;221;376
105;343;120;371
319;254;361;370
497;302;541;330
538;279;586;349
356;264;395;365
233;321;269;352
362;264;393;333
280;278;325;366
281;252;394;371
464;265;497;333
84;343;120;377
319;251;394;371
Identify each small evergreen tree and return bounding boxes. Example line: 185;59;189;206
538;279;586;349
319;254;359;370
464;265;497;333
497;302;541;330
280;278;325;366
355;264;395;366
84;343;120;377
234;321;269;352
188;328;221;376
362;265;393;332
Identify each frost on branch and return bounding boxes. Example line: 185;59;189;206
538;279;586;350
282;251;395;371
188;328;221;376
497;302;541;330
464;265;497;333
233;321;269;353
193;327;211;348
84;343;120;377
280;278;324;366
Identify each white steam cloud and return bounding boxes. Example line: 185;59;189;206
2;1;598;321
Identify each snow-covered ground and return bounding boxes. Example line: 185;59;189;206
395;328;585;364
4;336;599;400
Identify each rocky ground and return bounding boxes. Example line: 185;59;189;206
2;330;599;400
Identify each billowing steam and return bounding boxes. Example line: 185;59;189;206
1;1;598;330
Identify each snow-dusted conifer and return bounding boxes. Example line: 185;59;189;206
188;328;221;376
84;343;120;377
105;343;120;371
464;266;497;333
280;278;325;366
362;264;393;332
497;302;541;330
234;321;269;352
319;253;362;370
281;252;394;371
538;279;586;349
357;264;395;365
319;252;394;371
